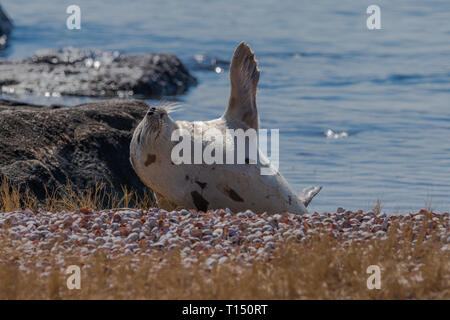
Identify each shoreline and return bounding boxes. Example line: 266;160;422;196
0;207;448;299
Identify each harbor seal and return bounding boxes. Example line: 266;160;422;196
130;42;321;214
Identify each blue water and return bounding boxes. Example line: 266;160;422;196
1;0;450;213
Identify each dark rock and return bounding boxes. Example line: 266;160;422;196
0;47;197;98
0;99;152;202
0;5;13;49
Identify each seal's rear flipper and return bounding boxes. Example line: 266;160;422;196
300;185;322;207
224;42;260;130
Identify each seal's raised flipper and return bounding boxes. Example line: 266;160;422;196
299;185;322;207
224;42;260;130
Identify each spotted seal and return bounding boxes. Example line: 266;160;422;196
130;42;321;214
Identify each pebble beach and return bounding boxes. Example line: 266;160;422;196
1;207;449;273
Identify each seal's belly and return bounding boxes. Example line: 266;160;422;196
135;158;307;215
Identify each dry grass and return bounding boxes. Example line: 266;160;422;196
373;199;383;216
0;177;155;212
0;178;449;300
0;229;448;300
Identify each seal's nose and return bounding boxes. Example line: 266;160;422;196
146;107;156;116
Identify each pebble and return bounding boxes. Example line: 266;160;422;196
126;232;139;243
0;208;447;270
218;256;228;264
131;219;142;229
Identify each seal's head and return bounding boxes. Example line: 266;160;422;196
130;104;178;172
136;105;177;145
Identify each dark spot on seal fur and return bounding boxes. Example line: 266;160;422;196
191;191;209;212
288;195;292;205
224;187;244;202
144;154;156;166
195;181;207;189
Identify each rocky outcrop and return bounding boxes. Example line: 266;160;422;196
0;5;13;49
0;99;151;201
0;47;197;98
